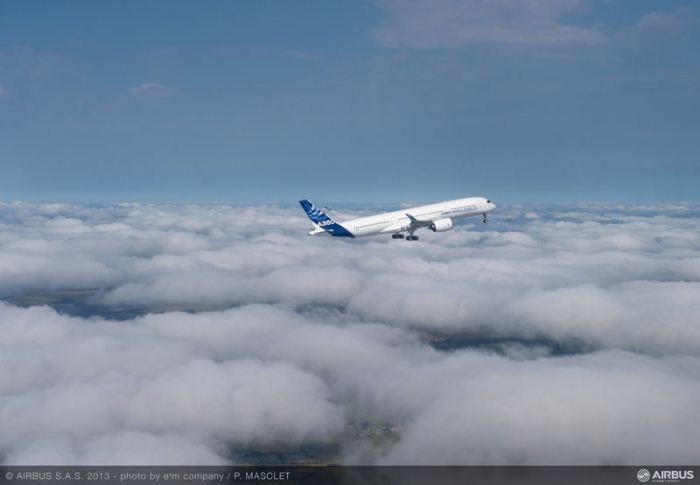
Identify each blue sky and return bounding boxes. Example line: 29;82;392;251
0;0;698;203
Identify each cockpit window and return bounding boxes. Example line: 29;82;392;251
487;200;491;203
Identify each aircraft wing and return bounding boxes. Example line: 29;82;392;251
405;213;433;228
381;213;432;234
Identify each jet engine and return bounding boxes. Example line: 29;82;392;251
429;218;453;232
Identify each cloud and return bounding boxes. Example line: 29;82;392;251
6;432;226;466
372;0;606;48
128;82;177;97
2;202;700;355
0;303;345;464
1;302;699;465
0;46;73;81
1;201;700;464
0;47;79;103
377;350;700;465
619;6;700;44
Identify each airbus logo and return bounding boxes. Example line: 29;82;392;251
638;468;695;483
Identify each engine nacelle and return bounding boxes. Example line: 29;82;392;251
429;218;453;232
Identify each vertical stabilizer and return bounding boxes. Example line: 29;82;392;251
298;200;354;237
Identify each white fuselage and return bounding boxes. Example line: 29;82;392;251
321;196;496;238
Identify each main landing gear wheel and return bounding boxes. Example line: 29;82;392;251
392;234;405;239
406;235;419;241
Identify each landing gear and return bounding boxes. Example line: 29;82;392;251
392;233;419;241
483;213;488;223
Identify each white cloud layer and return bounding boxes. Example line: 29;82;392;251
372;0;606;47
1;201;700;464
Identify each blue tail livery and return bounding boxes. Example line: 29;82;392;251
299;200;355;238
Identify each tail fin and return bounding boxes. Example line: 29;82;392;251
299;199;335;225
298;200;354;238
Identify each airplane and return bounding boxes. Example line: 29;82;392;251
299;196;496;241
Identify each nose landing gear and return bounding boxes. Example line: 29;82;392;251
483;213;488;223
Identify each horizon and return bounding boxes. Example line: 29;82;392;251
3;197;700;207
